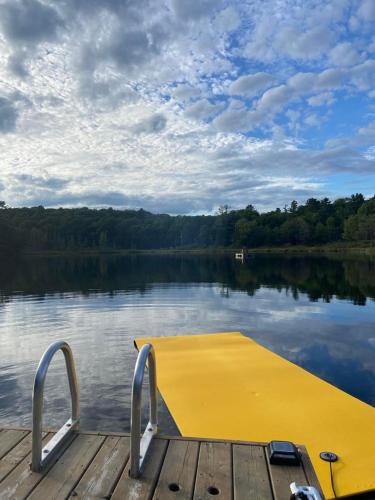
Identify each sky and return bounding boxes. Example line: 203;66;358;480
0;0;374;214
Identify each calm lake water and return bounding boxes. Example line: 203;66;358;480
0;253;374;433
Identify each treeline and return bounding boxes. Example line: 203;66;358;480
0;194;374;254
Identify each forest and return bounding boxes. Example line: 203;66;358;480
0;194;374;255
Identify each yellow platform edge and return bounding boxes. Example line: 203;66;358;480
135;332;375;499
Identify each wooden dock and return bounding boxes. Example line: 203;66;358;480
0;426;322;499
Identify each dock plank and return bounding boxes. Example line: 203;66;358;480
233;444;273;500
193;442;232;500
153;439;199;500
70;435;130;499
0;432;48;483
0;430;29;460
28;434;105;500
111;438;168;500
266;447;308;500
0;427;322;499
0;432;55;500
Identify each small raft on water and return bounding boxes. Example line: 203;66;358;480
135;332;375;500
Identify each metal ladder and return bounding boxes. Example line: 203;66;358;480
30;340;158;478
29;340;322;499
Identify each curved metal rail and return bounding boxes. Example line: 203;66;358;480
129;343;158;478
31;340;80;472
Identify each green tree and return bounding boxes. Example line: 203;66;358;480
289;200;298;213
99;231;108;249
314;222;328;243
234;218;253;245
216;204;230;215
358;215;375;240
281;217;310;245
344;216;359;240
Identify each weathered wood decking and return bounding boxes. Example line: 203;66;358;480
0;427;322;499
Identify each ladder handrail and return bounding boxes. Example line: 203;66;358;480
31;340;80;472
129;343;158;478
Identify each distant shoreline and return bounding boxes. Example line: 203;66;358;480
249;243;375;255
21;242;375;258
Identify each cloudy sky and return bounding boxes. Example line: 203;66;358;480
0;0;374;214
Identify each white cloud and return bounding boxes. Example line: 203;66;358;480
0;97;19;133
351;60;375;90
308;92;336;107
329;42;361;67
0;0;63;46
357;0;375;21
242;2;339;63
132;113;167;134
287;68;345;96
348;15;360;32
285;109;301;131
173;84;201;101
358;122;375;141
171;0;222;20
229;73;274;97
288;73;316;92
0;0;63;76
212;100;253;132
276;26;334;60
317;68;346;90
257;85;293;112
185;99;225;121
304;113;321;127
213;6;240;33
326;122;375;149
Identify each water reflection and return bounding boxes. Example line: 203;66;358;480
1;253;375;304
0;253;374;432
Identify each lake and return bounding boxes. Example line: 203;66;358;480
0;253;374;433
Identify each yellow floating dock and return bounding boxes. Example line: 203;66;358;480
136;332;375;499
